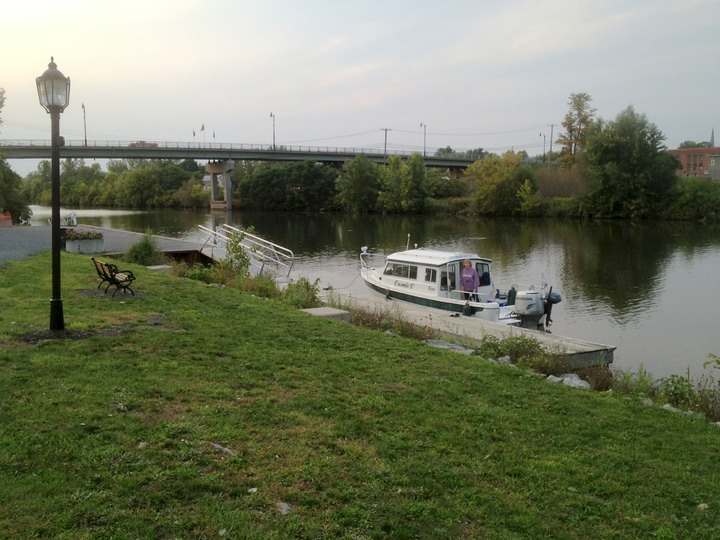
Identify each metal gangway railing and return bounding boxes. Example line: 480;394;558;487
197;224;294;278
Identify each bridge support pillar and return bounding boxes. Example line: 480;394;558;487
206;160;235;211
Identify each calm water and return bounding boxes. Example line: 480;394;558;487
31;206;720;379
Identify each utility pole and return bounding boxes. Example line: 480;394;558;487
270;112;276;150
548;123;555;157
382;128;392;162
420;122;427;157
82;103;87;146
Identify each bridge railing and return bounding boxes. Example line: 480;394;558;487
0;139;482;162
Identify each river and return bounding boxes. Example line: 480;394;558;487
29;206;720;380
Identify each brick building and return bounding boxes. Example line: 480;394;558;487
667;147;720;180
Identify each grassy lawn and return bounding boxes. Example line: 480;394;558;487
1;252;719;539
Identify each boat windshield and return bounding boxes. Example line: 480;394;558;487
383;263;418;279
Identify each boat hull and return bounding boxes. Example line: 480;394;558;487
361;271;516;324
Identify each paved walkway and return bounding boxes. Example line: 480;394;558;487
0;225;201;265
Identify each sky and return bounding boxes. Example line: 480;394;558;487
1;0;718;176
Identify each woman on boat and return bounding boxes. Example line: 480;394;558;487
460;259;480;301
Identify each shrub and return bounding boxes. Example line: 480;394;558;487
208;259;243;286
124;230;166;266
184;264;214;284
282;277;321;309
611;365;657;398
240;274;282;300
476;335;544;364
658;374;699;410
578;364;614;391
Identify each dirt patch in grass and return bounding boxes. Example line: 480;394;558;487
15;326;129;345
12;314;176;345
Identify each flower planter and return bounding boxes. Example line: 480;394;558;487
65;238;104;254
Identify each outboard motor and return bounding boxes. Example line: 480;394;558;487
544;288;562;327
514;288;562;331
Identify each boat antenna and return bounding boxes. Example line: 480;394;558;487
406;234;411;250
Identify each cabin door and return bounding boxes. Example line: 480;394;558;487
440;263;458;297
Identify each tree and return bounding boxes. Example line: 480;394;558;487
238;161;336;211
377;155;405;213
466;152;531;215
583;106;678;218
335;154;381;213
0;161;30;223
555;92;597;167
678;140;711;149
402;153;429;213
0;88;31;222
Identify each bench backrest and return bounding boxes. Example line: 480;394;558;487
92;258;116;280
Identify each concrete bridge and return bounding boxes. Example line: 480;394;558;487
0;139;478;169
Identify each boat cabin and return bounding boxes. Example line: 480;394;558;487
381;248;495;302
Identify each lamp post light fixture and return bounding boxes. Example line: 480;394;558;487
420;122;427;157
269;112;276;150
36;57;70;331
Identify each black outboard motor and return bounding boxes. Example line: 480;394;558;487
544;287;562;327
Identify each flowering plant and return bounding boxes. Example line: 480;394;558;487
63;228;104;240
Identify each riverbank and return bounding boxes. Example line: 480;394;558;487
1;252;718;538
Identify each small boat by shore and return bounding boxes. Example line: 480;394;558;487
360;245;561;331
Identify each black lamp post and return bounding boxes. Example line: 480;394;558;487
36;57;70;331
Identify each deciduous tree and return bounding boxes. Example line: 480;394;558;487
556;92;597;168
402;153;429;213
583;106;678;218
335;154;380;213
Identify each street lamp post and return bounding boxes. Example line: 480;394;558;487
82;102;87;146
270;112;276;150
36;57;70;331
420;122;427;157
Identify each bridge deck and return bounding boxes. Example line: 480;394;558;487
0;139;477;168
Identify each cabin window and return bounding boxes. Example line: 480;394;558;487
384;263;417;279
424;268;437;283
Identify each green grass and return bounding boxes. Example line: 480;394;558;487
1;252;719;539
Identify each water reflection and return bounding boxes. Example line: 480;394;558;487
31;205;720;377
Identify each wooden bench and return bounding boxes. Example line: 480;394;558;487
92;257;136;297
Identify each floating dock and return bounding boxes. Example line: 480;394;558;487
322;290;615;368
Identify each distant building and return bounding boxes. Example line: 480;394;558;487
667;147;720;180
709;153;720;181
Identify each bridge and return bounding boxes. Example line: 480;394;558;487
0;139;478;168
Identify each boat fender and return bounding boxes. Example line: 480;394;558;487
462;302;472;316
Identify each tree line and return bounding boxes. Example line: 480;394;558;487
2;91;720;222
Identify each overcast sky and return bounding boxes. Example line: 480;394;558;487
2;0;718;176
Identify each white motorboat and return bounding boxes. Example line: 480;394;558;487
360;246;561;331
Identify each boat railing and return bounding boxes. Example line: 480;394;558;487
197;224;294;278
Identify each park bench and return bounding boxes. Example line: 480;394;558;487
91;257;136;297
